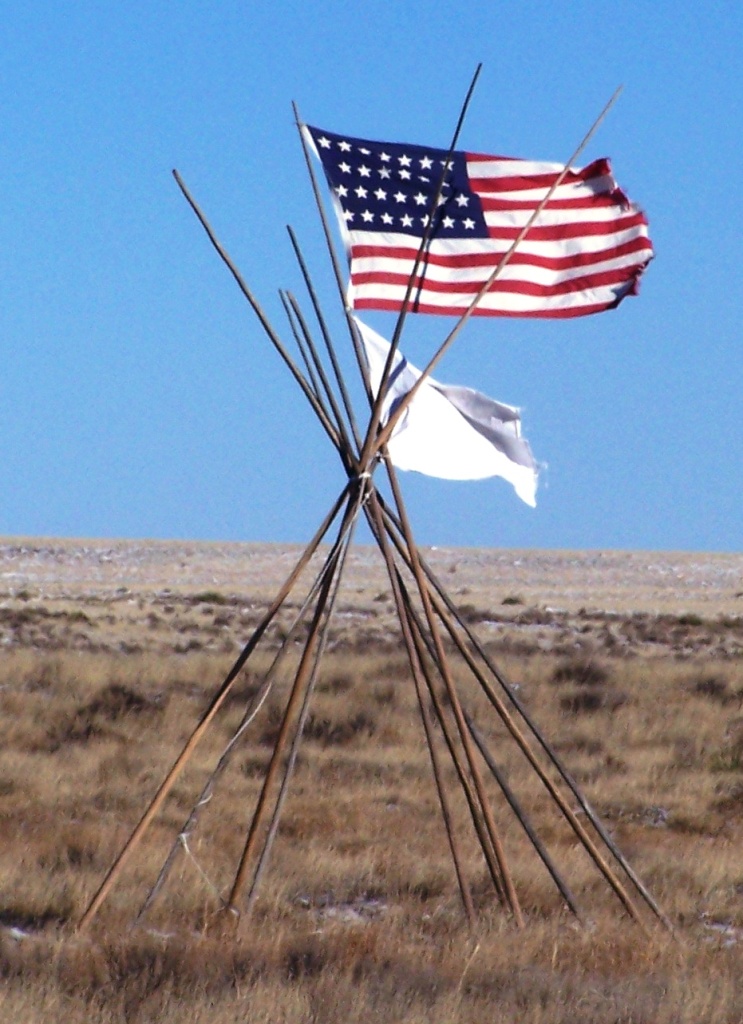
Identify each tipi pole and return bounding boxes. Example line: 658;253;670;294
394;567;581;919
464;713;581;918
274;287;489;922
387;516;670;929
276;275;566;921
282;288;357;461
438;605;647;925
286;227;364;452
396;575;508;909
288;87;663;925
76;483;350;933
292;64;482;432
366;491;476;924
381;462;524;926
135;512;363;923
365;65;483;369
225;485;367;919
291;102;374;406
349;69;485;471
157;97;668;936
376;498;659;928
280;291;324;405
241;500;364;919
172;171;342;454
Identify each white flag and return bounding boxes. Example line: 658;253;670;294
355;317;538;507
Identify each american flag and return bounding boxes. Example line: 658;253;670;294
305;125;653;319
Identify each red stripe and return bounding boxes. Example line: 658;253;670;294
351;235;652;273
351;263;648;299
478;193;627;212
354;296;623;319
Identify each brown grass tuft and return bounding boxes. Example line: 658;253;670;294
552;656;611;687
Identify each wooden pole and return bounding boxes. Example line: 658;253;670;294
352;67;485;472
393;571;581;919
465;715;581;919
172;170;342;454
135;522;360;923
280;291;324;405
283;288;357;463
391;519;671;929
224;486;366;918
241;499;364;919
292;65;482;450
76;484;349;932
367;491;476;924
382;460;524;926
286;227;364;453
370;66;483;365
150;85;668;939
291;103;375;407
277;280;485;924
376;497;658;929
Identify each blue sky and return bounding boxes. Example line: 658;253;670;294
2;3;741;552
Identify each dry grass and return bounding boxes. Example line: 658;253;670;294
1;543;743;1021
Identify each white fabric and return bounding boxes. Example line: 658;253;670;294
355;317;538;506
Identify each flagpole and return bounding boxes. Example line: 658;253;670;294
294;64;483;457
355;66;484;472
372;86;623;457
384;65;483;355
292;102;374;407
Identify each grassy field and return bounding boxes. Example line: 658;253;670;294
1;540;743;1022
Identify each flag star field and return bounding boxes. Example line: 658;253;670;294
309;128;488;237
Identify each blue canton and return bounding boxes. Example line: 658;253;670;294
308;126;489;239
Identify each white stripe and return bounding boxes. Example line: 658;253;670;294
481;204;643;229
466;157;581;177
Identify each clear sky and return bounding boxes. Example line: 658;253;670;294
2;3;741;552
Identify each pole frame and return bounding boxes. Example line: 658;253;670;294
74;80;671;938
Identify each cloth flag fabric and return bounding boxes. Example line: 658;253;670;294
354;316;538;506
305;125;652;319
